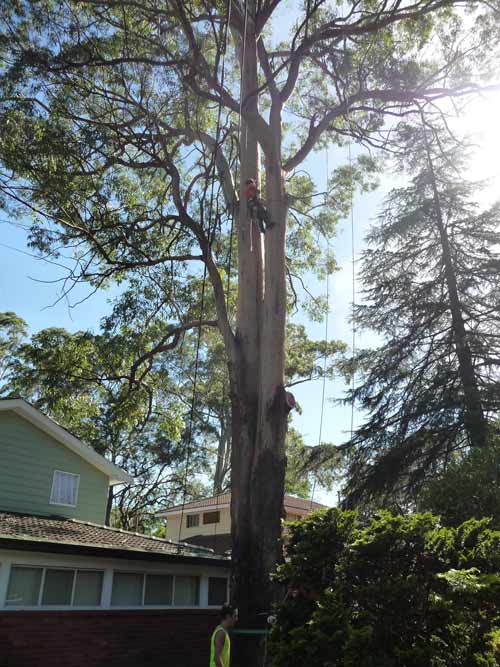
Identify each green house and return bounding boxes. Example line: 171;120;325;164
0;398;132;524
0;398;230;667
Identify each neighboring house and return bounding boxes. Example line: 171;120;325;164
156;492;328;554
0;398;230;667
0;398;131;524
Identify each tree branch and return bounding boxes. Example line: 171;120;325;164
284;83;500;172
129;319;218;386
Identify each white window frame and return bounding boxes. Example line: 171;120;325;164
5;565;104;609
50;470;80;508
110;570;145;608
186;513;200;528
0;553;230;611
110;571;200;608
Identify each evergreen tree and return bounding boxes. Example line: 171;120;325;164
344;118;500;508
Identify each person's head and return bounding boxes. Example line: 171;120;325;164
245;178;256;186
220;604;238;628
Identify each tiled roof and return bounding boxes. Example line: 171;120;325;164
156;493;328;516
0;512;227;563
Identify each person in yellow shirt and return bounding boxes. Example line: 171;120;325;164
210;605;238;667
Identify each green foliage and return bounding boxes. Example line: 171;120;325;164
420;436;500;529
0;313;209;530
270;509;500;667
342;118;500;508
0;311;26;383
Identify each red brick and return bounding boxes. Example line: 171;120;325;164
0;610;219;667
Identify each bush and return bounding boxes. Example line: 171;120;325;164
270;510;500;667
419;439;500;529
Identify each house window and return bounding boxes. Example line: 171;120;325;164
5;566;103;607
144;574;173;606
42;569;74;605
6;566;42;606
73;570;103;606
50;470;80;507
286;513;302;522
174;575;199;606
203;511;220;525
186;514;200;528
208;577;228;606
111;572;143;606
110;572;199;607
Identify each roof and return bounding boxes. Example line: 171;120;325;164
0;398;132;485
0;512;228;566
156;493;328;517
184;533;232;556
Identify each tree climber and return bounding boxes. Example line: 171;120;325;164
244;179;275;233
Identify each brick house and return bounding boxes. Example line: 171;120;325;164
156;492;328;554
0;399;229;667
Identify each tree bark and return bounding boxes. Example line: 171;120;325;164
105;486;113;526
421;113;487;448
229;4;287;664
213;410;230;495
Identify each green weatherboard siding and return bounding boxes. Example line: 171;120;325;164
0;411;110;523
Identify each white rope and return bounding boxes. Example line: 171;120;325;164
309;148;330;509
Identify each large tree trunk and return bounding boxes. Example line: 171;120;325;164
421;115;487;448
230;5;288;664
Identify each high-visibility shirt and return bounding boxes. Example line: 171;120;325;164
210;625;230;667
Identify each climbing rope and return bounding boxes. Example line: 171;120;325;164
310;4;357;506
348;123;356;439
177;0;232;546
309;148;331;510
342;0;357;439
211;0;250;554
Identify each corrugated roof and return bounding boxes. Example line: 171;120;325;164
0;512;227;563
156;493;328;516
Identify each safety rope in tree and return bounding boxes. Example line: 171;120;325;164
177;0;232;548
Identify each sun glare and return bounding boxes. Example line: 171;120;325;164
458;92;500;196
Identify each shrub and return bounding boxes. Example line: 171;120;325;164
270;509;500;667
419;439;500;529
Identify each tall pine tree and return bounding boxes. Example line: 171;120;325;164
344;116;500;508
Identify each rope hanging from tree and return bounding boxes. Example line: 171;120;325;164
309;2;357;507
177;0;232;547
309;148;331;510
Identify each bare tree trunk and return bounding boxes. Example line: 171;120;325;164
105;486;113;526
421;114;487;448
230;4;287;664
213;413;229;495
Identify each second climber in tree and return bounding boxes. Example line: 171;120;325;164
244;178;275;233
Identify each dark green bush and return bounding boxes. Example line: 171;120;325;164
420;439;500;529
270;510;500;667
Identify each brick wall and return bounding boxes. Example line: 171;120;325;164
0;609;219;667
